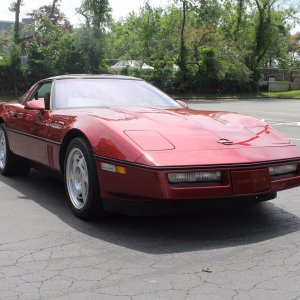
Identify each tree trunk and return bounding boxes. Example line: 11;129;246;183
50;1;55;19
14;0;22;44
233;0;244;40
50;0;58;20
178;0;187;72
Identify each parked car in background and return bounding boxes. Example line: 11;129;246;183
111;60;154;71
0;75;300;220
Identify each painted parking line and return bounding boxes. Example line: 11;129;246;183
261;119;300;126
248;110;300;116
271;122;300;126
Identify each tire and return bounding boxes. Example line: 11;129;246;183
254;192;277;203
64;137;104;219
0;123;31;176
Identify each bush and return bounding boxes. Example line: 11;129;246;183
0;43;27;96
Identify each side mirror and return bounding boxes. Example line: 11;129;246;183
25;99;45;111
176;99;188;109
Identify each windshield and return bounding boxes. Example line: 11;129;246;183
53;78;180;109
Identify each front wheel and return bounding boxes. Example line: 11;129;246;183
0;123;30;176
64;137;104;219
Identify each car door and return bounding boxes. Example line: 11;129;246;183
8;81;53;165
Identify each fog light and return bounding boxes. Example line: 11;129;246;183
101;163;126;175
269;164;297;176
168;171;222;183
101;162;116;172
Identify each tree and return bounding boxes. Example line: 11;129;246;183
155;7;181;60
73;27;107;72
220;0;295;90
5;1;23;95
171;0;191;92
75;0;112;71
53;34;88;74
109;16;139;60
233;0;246;39
138;2;162;63
288;32;300;67
9;0;22;44
251;0;274;85
28;3;73;32
0;27;24;95
177;0;188;73
26;18;62;81
26;16;85;81
2;0;299;95
247;0;296;88
187;0;221;68
78;0;111;29
50;0;59;19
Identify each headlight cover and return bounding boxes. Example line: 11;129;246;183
269;164;298;176
168;171;222;184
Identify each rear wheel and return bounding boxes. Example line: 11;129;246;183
64;137;104;219
0;123;30;176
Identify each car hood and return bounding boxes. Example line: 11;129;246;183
87;106;291;152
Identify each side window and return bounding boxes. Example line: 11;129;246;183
28;82;52;110
29;82;52;101
36;83;52;100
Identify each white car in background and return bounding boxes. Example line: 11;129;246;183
111;60;154;71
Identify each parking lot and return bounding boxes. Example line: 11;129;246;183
0;99;300;300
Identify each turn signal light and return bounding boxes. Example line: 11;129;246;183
116;166;127;175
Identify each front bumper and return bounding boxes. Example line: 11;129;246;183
96;157;300;211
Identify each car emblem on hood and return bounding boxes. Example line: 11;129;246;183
217;138;234;145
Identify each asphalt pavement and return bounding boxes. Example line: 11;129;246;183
0;99;300;300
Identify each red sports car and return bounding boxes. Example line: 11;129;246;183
0;75;300;218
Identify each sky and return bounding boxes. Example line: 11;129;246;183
0;0;169;25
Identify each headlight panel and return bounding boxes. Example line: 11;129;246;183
269;164;298;176
167;171;222;184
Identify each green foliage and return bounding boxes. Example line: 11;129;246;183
75;0;112;71
109;18;141;60
288;33;300;68
26;17;87;81
73;27;110;73
108;6;164;62
262;90;300;99
150;60;177;91
26;17;61;81
53;34;87;74
27;42;56;82
28;2;73;32
0;42;24;95
1;0;299;96
78;0;111;29
195;47;219;91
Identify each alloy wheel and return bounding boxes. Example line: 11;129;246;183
66;148;89;209
0;127;7;170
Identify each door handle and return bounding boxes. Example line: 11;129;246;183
12;111;18;118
